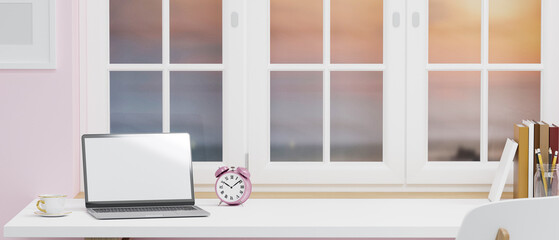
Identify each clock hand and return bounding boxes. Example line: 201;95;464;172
231;180;242;188
223;182;233;188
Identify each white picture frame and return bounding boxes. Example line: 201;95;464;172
0;0;55;69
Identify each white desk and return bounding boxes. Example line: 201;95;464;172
4;198;489;238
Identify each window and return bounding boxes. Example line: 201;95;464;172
82;0;245;184
406;0;542;184
246;0;405;185
83;0;558;191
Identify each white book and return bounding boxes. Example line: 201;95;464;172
522;119;535;198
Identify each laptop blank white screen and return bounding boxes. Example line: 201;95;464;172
84;134;193;202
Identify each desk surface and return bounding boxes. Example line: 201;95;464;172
4;198;489;238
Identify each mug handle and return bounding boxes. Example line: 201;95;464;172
36;200;46;213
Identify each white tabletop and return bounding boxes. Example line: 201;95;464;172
4;198;489;238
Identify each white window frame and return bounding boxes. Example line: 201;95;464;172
80;0;559;191
246;0;406;187
405;0;559;186
80;0;246;186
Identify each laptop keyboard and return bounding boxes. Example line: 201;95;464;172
92;206;196;213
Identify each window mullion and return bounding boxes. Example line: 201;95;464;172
323;0;331;163
481;0;489;67
162;0;170;66
162;71;170;133
480;0;489;162
481;70;488;162
162;0;170;133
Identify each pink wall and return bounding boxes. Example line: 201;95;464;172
0;0;80;239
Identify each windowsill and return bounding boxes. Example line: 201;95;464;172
74;191;513;199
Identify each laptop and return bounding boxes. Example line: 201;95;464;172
82;133;210;219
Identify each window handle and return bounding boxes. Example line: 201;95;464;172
412;12;420;28
231;12;239;28
392;12;400;27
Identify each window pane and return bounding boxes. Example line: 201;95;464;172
110;71;162;133
170;0;222;63
270;0;322;63
429;0;481;63
110;0;162;64
170;72;223;162
331;72;382;162
331;0;383;63
488;71;540;161
271;72;323;162
489;0;540;63
429;72;480;161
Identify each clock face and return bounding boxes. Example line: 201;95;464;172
216;172;246;203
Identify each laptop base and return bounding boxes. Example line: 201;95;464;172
87;205;210;220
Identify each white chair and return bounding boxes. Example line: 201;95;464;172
456;196;559;240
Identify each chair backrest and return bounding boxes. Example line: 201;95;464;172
456;196;559;240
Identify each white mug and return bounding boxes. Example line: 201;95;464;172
36;194;67;214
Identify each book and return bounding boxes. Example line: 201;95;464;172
513;124;529;198
534;121;541;170
539;121;550;164
489;138;518;202
550;124;558;156
522;120;535;198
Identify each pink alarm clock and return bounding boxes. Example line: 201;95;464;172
214;166;252;205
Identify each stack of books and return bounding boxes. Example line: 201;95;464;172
513;121;559;198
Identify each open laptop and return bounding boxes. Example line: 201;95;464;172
82;133;210;219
